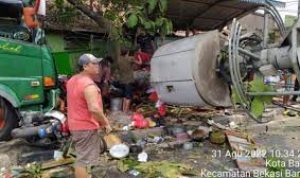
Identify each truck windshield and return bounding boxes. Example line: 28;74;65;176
0;0;23;20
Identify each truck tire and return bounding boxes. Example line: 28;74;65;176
0;97;19;141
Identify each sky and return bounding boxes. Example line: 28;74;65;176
277;0;298;20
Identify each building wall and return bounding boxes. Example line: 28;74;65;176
46;33;66;52
46;32;110;75
238;13;277;34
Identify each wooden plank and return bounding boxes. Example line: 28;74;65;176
225;132;266;173
42;158;75;170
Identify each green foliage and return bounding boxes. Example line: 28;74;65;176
264;157;300;178
249;78;265;92
266;157;286;178
99;0;172;41
135;161;194;178
127;14;139;28
250;98;265;118
54;0;77;24
231;87;243;105
104;10;119;21
25;163;42;178
159;0;168;13
117;159;195;178
155;18;164;27
56;0;172;42
161;20;173;35
147;0;158;13
117;159;140;172
249;78;275;118
55;0;64;8
125;0;173;35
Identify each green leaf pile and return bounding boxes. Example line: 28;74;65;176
249;78;274;118
135;161;194;178
25;163;42;178
117;159;140;173
117;160;195;178
231;87;243;104
250;98;265;118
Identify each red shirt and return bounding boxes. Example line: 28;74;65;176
67;74;102;131
134;51;150;63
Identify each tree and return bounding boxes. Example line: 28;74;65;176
55;0;173;43
63;0;111;31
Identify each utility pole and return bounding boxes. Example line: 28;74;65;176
298;0;300;18
263;7;269;49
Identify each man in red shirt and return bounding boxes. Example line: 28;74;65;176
67;53;112;178
134;46;151;70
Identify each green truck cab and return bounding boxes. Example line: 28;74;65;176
0;0;60;140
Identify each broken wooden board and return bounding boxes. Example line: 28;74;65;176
225;132;266;173
42;158;74;170
236;157;266;173
42;166;74;178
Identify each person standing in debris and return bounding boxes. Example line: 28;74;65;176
134;46;151;71
292;78;299;102
137;30;156;55
95;56;113;102
114;49;135;113
99;56;114;110
67;53;112;178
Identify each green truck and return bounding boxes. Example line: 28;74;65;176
0;0;63;141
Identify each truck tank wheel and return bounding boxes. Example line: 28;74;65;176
0;97;19;141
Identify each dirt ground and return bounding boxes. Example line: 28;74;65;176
1;107;300;177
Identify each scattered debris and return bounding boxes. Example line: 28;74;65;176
41;157;74;170
10;158;74;178
104;133;122;149
0;154;11;169
19;150;56;165
109;144;130;159
175;132;190;142
128;169;140;176
229;121;238;129
207;119;231;130
225;131;266;173
132;112;150;129
137;151;148;162
283;110;297;117
183;142;193;150
129;145;143;155
53;150;63;161
209;130;226;144
117;159;140;173
145;136;164;144
3;103;296;178
135;161;195;178
191;126;210;141
171;126;185;136
25;162;42;178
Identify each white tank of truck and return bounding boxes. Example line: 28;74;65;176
151;30;232;107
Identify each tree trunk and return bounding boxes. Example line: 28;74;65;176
89;0;94;10
65;0;121;65
66;0;111;32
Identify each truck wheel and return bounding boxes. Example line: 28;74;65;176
0;97;18;141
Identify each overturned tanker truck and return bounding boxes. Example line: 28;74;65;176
151;0;300;121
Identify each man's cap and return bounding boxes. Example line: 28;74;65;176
78;53;103;66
